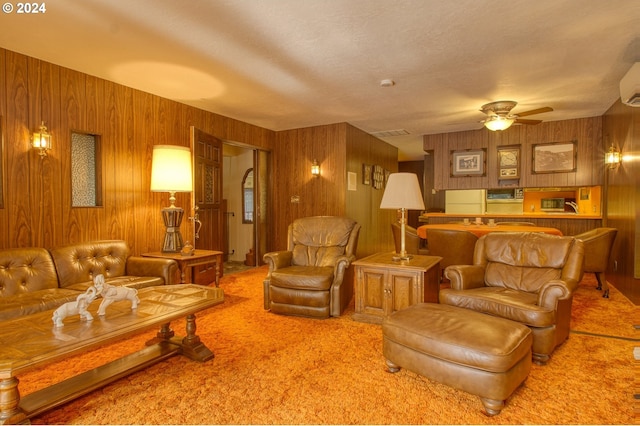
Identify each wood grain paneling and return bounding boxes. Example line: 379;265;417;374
424;117;603;190
603;100;639;303
0;48;274;254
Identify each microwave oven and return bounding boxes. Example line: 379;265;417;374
486;188;524;200
540;198;565;211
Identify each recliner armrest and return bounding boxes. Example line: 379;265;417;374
263;251;293;273
537;280;572;310
445;265;486;290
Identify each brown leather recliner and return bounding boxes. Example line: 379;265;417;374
440;232;584;365
391;222;429;255
263;216;361;318
573;227;617;298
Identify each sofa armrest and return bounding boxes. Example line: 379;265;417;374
126;257;179;285
537;280;571;310
263;251;293;274
444;265;486;290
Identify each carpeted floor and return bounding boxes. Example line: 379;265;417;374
20;266;638;425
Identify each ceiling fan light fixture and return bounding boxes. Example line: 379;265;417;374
484;116;515;131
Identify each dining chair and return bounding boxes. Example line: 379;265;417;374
391;222;429;255
573;227;617;298
423;229;478;281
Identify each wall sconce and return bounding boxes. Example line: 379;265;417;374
32;121;52;157
311;159;320;178
150;145;193;253
605;145;621;169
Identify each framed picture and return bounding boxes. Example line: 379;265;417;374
372;165;384;189
497;145;520;180
580;187;590;200
532;141;577;174
450;148;486;177
362;164;371;185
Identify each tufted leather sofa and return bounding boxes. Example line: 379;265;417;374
263;216;360;318
440;232;584;365
0;240;178;321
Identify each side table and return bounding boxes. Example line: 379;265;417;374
142;249;224;286
352;252;442;324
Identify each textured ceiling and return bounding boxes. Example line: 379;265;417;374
1;0;639;160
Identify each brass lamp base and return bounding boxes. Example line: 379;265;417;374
161;206;185;253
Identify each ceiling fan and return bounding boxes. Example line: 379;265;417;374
480;100;553;131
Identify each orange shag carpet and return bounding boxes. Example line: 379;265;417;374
19;266;638;425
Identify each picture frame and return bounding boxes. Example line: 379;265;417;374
497;145;520;180
532;141;577;174
362;164;371;185
372;165;384;189
450;148;486;177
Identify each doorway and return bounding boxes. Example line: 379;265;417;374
222;142;269;274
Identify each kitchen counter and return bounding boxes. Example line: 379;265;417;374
420;212;602;220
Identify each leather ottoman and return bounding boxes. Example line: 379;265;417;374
382;303;532;416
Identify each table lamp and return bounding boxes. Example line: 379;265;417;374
380;173;425;261
150;145;193;253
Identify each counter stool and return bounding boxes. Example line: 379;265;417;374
382;303;532;416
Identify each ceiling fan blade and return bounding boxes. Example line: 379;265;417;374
515;107;553;117
514;118;542;125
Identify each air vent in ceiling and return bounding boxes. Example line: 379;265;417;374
371;129;410;138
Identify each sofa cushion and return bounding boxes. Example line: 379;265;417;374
49;240;130;288
0;248;59;296
64;276;165;292
0;288;82;321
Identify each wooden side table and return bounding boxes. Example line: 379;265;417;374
142;250;224;286
352;252;442;324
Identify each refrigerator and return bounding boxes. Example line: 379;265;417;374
445;189;487;214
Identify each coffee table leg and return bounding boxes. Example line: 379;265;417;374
0;377;27;425
145;322;175;346
180;314;214;362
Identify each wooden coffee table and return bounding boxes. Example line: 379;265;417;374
0;284;224;424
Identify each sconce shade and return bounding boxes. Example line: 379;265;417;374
380;173;425;211
150;145;193;194
32;121;52;156
311;159;320;177
484;116;515;131
605;145;621;169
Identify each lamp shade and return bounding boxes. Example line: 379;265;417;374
380;173;425;210
150;145;193;192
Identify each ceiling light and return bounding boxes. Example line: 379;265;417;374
484;116;515;131
380;79;395;87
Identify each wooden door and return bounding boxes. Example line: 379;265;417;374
190;127;223;252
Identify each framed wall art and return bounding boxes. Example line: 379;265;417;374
450;148;486;177
532;141;577;174
372;165;384;189
497;145;520;180
362;164;371;185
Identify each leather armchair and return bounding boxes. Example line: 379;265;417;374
391;222;429;255
573;227;617;298
263;216;361;318
440;232;584;365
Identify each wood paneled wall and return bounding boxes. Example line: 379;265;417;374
603;100;639;304
0;48;274;253
423;117;603;190
273;123;399;257
345;124;398;257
